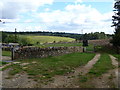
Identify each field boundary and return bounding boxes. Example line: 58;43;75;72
13;46;83;60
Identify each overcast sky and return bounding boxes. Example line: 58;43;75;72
0;0;115;34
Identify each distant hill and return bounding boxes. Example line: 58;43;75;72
19;35;75;44
2;31;113;40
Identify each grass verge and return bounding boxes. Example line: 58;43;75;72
112;54;120;61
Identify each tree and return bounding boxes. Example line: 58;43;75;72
18;37;32;46
112;0;120;53
2;32;8;43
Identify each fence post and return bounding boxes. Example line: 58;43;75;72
83;47;86;52
11;47;14;60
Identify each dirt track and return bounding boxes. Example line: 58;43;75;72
1;54;119;88
41;53;101;88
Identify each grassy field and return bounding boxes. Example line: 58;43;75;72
88;53;115;77
19;35;75;44
43;43;82;47
7;52;95;81
2;51;11;57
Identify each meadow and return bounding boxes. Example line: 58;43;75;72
19;35;75;44
6;53;95;81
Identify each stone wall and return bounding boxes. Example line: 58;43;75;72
13;46;83;60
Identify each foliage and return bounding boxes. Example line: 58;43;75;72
82;32;108;40
3;31;112;40
0;61;8;65
112;1;120;53
18;37;32;46
2;32;19;43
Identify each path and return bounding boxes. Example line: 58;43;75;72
109;55;119;88
2;56;11;61
41;53;101;88
1;68;37;88
1;54;119;88
0;56;12;70
1;56;37;88
88;55;119;88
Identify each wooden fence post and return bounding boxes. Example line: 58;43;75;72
11;47;14;60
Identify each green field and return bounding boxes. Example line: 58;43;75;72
43;43;82;47
19;35;75;44
7;53;95;81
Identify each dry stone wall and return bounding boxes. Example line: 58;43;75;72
13;46;83;60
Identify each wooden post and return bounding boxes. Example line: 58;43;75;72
83;47;86;52
11;47;14;60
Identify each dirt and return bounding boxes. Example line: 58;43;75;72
2;68;37;88
82;55;119;88
1;53;119;88
2;56;11;61
40;53;101;88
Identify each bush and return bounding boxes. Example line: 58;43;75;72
18;37;32;46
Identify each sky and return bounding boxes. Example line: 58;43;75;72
0;0;115;34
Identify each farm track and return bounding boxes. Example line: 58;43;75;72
1;54;119;88
2;56;11;61
1;68;37;88
88;55;119;88
40;53;101;88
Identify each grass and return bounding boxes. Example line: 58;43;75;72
88;53;115;77
2;50;11;57
86;44;94;52
112;54;120;61
43;43;82;47
19;35;75;44
8;64;23;75
8;52;95;81
0;61;8;65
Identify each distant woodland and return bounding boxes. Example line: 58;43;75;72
1;31;113;43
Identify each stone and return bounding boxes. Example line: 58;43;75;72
13;46;83;60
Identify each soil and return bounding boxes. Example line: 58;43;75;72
87;55;119;88
2;68;37;88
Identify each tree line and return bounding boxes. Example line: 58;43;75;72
2;31;112;43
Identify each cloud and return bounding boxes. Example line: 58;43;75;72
0;1;114;34
0;0;54;19
38;4;113;34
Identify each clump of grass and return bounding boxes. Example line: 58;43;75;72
79;75;88;82
8;64;23;75
0;61;8;65
88;53;114;77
